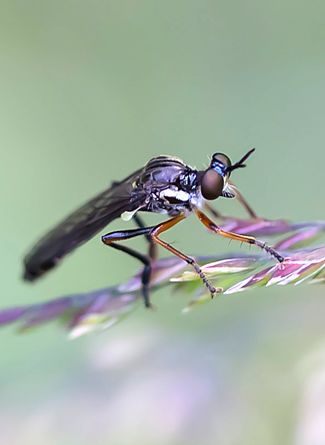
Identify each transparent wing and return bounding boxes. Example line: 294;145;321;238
23;169;147;281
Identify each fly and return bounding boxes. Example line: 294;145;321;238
23;149;284;308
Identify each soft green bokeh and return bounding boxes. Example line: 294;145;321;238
1;1;325;444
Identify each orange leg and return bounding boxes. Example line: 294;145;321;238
102;214;221;306
151;215;221;297
195;209;284;262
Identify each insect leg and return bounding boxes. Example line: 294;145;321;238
102;226;155;308
103;215;221;303
150;215;221;297
204;204;223;219
133;214;157;260
205;183;258;220
231;185;258;219
195;209;284;262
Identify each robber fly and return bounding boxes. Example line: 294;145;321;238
23;149;284;307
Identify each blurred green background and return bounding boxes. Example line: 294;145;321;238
1;1;325;444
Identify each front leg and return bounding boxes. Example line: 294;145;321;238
195;209;284;262
229;183;258;219
206;182;258;220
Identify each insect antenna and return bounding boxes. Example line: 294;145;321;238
226;148;255;174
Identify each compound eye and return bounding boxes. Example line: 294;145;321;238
212;153;231;169
201;169;224;200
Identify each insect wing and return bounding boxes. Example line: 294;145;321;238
23;169;147;281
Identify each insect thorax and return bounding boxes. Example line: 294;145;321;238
135;160;202;216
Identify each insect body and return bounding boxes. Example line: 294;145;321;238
23;149;284;307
